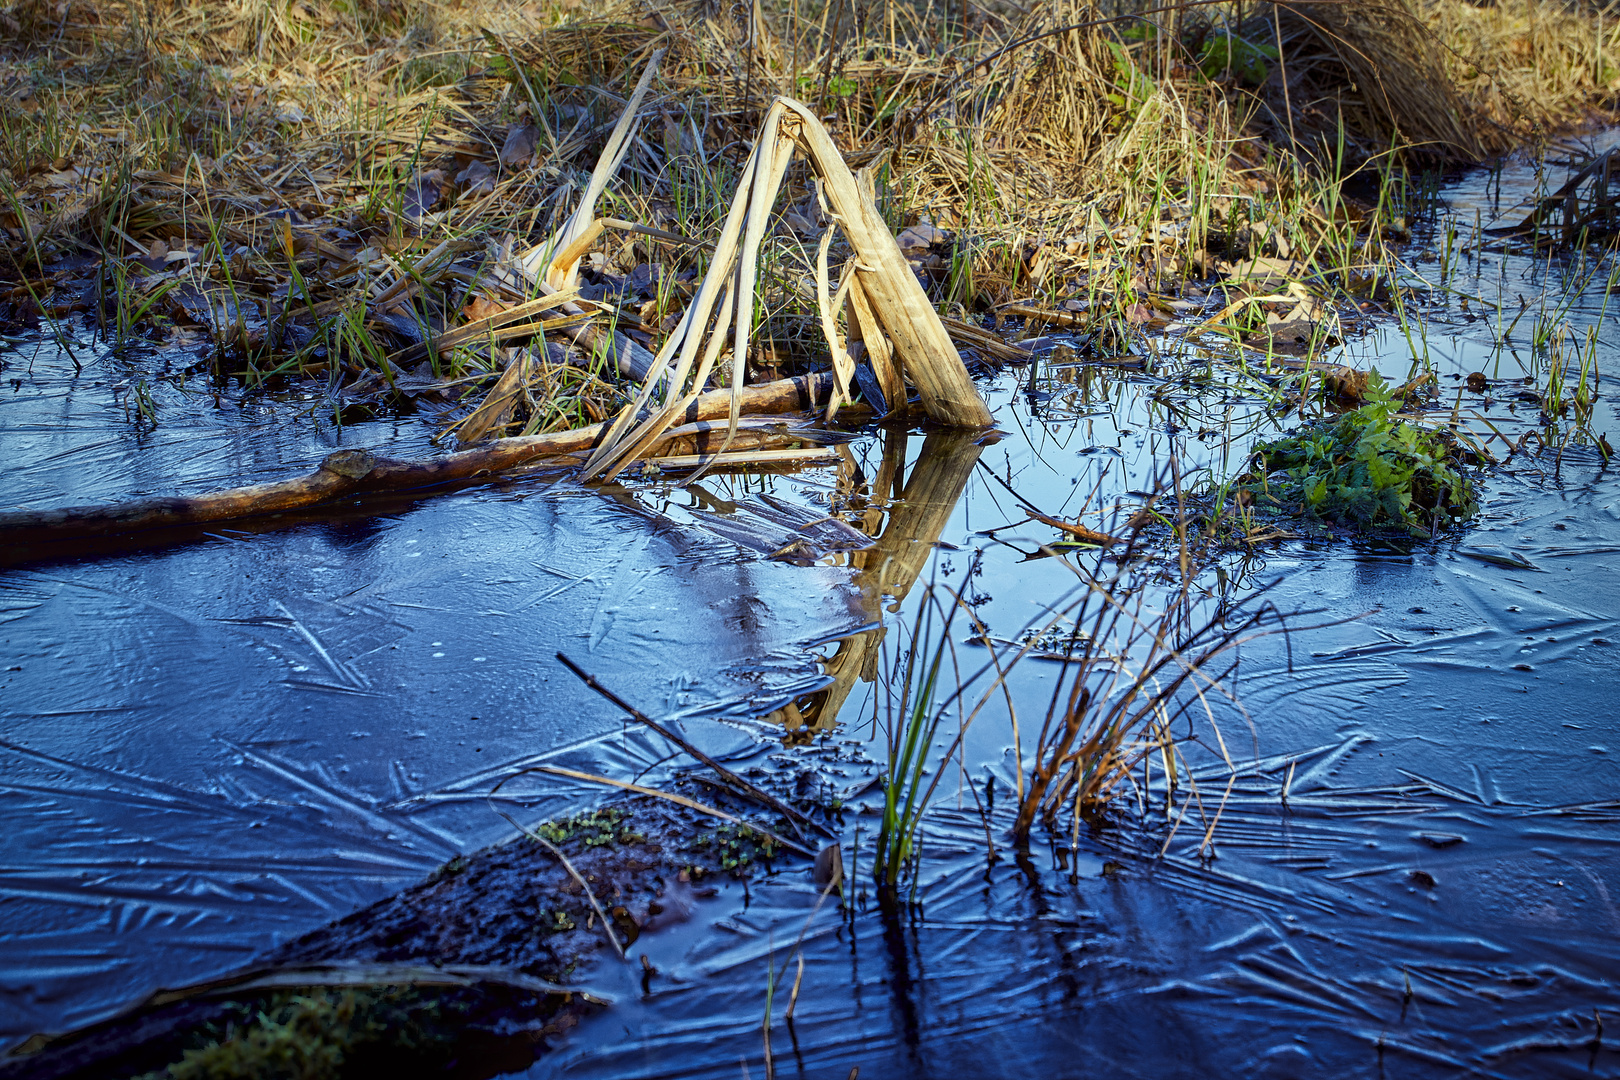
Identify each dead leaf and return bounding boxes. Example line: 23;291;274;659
455;159;495;195
456;348;533;444
462;295;508;322
402;170;444;223
1219;255;1298;292
896;223;948;252
499;123;537;168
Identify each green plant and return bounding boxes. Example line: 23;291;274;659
536;807;644;848
699;822;780;873
873;580;989;893
1196;32;1278;86
1239;374;1477;536
138;987;456;1080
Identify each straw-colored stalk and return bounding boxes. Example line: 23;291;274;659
577;95;992;483
1008;555;1282;852
520;48;666;292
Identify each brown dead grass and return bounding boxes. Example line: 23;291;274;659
0;0;1612;425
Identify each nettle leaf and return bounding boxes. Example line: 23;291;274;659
1237;388;1478;535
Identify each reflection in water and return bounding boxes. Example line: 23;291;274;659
878;891;925;1061
763;428;984;741
316;513;393;552
533;149;1620;1080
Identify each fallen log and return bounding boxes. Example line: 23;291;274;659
0;372;835;555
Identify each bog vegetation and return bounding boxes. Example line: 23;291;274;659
1;0;1616;862
1240;377;1479;536
0;0;1615;434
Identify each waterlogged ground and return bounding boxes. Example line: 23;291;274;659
3;149;1620;1077
0;350;865;1040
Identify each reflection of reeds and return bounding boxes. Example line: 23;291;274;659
763;428;983;742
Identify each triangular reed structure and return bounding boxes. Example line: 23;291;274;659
541;94;992;482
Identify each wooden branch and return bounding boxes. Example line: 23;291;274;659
0;372;834;554
1021;510;1122;547
555;652;832;841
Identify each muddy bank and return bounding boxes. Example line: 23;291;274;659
2;790;831;1079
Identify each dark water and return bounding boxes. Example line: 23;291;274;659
0;347;864;1039
542;420;1620;1078
538;151;1620;1078
2;148;1619;1076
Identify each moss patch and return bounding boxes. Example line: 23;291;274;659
1239;377;1478;536
136;987;460;1080
693;823;780;874
536;807;645;849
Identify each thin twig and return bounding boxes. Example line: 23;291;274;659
556;652;831;840
975;460;1121;545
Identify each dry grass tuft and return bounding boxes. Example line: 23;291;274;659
1268;2;1486;165
0;0;1614;435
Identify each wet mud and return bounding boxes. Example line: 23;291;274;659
4;145;1620;1078
3;795;810;1080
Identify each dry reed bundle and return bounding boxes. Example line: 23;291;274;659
573;94;991;482
1427;0;1619;147
521;50;667;293
977;2;1117;178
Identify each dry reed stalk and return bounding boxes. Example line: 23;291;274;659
579;95;991;482
388;290;582;366
520;49;666;291
444;50;665;433
642;447;837;469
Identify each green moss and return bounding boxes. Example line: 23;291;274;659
695;823;779;874
535;808;645;849
136;987;457;1080
1239;376;1477;536
425;855;467;883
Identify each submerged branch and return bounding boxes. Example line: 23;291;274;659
0;373;834;560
